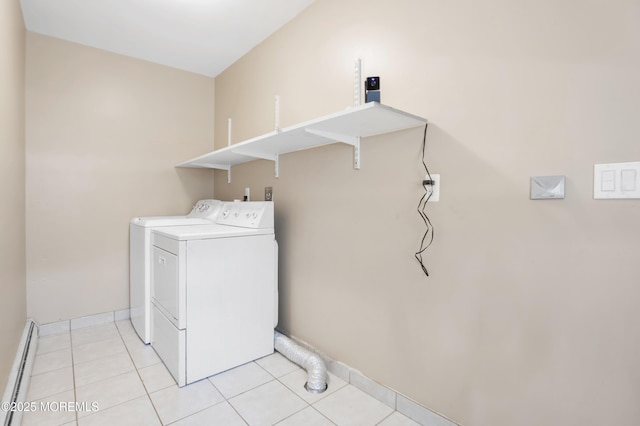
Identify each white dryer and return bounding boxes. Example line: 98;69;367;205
150;201;278;386
129;199;222;344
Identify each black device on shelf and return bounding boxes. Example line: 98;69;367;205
365;76;380;103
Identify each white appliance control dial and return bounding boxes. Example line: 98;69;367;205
188;200;222;219
216;202;273;229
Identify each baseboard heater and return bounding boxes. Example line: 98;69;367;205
1;320;38;426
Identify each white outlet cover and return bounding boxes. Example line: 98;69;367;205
426;174;440;202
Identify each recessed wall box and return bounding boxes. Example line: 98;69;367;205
530;176;565;199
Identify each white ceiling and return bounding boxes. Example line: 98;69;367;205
20;0;316;77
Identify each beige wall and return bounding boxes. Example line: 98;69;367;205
0;0;27;391
26;34;215;324
214;0;640;425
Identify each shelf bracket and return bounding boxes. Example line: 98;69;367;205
304;128;362;169
232;149;280;178
354;58;362;107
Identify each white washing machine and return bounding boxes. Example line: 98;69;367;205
150;201;278;387
129;199;222;344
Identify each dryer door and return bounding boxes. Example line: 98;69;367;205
152;246;181;327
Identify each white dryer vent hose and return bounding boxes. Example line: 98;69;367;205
274;331;328;393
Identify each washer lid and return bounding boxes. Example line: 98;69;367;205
130;216;214;227
153;224;274;240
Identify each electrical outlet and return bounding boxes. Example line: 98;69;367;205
425;174;440;202
265;187;273;201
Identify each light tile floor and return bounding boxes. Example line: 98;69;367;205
23;321;421;425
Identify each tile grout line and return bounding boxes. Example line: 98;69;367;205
258;355;342;425
26;332;75;425
36;320;160;424
42;317;430;425
211;360;286;425
65;323;156;424
68;329;79;426
375;410;396;426
206;379;249;426
115;322;164;425
262;360;311;426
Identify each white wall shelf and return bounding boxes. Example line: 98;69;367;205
176;102;427;180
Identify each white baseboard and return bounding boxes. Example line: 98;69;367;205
281;330;459;426
1;320;39;426
38;308;131;337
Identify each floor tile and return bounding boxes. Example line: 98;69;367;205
378;411;422;426
115;319;134;331
209;361;274;399
71;312;114;330
38;321;70;337
279;369;347;404
229;380;308;426
255;352;301;378
77;395;161;426
121;332;148;352
72;337;127;365
75;371;147;418
114;309;130;322
313;385;394;426
71;324;120;347
32;348;73;375
37;333;71;355
27;366;74;401
115;321;141;344
351;370;396;408
276;406;335;425
21;389;77;426
138;362;176;394
28;319;427;426
128;344;162;369
168;401;246;426
149;379;224;425
73;351;136;388
396;394;456;426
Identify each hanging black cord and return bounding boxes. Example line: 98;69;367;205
415;123;434;276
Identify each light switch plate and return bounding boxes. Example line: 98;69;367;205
530;176;565;199
594;162;640;199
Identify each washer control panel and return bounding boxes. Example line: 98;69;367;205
217;202;274;229
187;200;222;219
